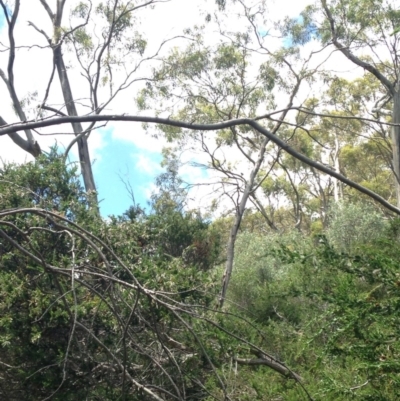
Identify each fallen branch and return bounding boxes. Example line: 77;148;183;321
234;356;303;382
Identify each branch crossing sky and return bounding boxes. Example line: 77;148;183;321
0;0;314;217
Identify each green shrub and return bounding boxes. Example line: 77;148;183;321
326;202;389;252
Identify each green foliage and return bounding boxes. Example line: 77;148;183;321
326;202;389;252
73;27;94;53
225;205;400;400
96;2;133;39
229;230;315;326
138;34;272;136
259;62;277;91
0;155;225;400
0;148;92;221
71;2;90;19
281;7;319;46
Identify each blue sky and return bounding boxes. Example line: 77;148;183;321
89;129;163;217
0;6;160;218
89;129;210;217
0;1;12;28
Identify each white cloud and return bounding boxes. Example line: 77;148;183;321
111;122;169;153
134;153;162;175
142;181;158;201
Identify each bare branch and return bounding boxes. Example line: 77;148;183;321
0;1;39;154
234;356;303;382
321;0;394;94
0;115;41;156
39;0;55;21
1;113;399;214
257;106;400;127
27;20;51;42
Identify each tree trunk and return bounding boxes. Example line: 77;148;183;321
53;45;97;198
219;136;269;308
333;132;342;203
392;90;400;208
320;0;400;206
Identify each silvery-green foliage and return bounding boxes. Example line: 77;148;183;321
229;230;313;318
326;201;389;252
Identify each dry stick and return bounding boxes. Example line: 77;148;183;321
234;357;302;382
0;222;122;328
153;295;308;397
121;290;141;401
75;321;165;401
0;209;129;329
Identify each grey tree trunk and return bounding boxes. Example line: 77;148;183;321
219;136;269;308
392;90;400;208
36;0;97;199
333;133;342;203
53;45;97;197
0;0;41;158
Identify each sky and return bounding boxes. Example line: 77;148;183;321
0;0;341;218
91;127;163;215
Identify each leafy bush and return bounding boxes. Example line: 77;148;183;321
228;230;316;326
326;201;389;252
0;154;224;400
226;209;400;400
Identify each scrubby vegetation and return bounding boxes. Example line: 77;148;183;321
1;154;400;400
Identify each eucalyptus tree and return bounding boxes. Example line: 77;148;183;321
136;0;339;304
272;73;396;229
313;0;400;206
0;0;171;197
318;75;394;203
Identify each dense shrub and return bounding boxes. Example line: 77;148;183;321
0;154;223;400
326;202;389;252
226;211;400;400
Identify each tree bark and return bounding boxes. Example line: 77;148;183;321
53;45;97;197
37;0;97;197
333;132;342;202
392;90;400;208
234;356;303;382
219;136;269;308
0;0;41;158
